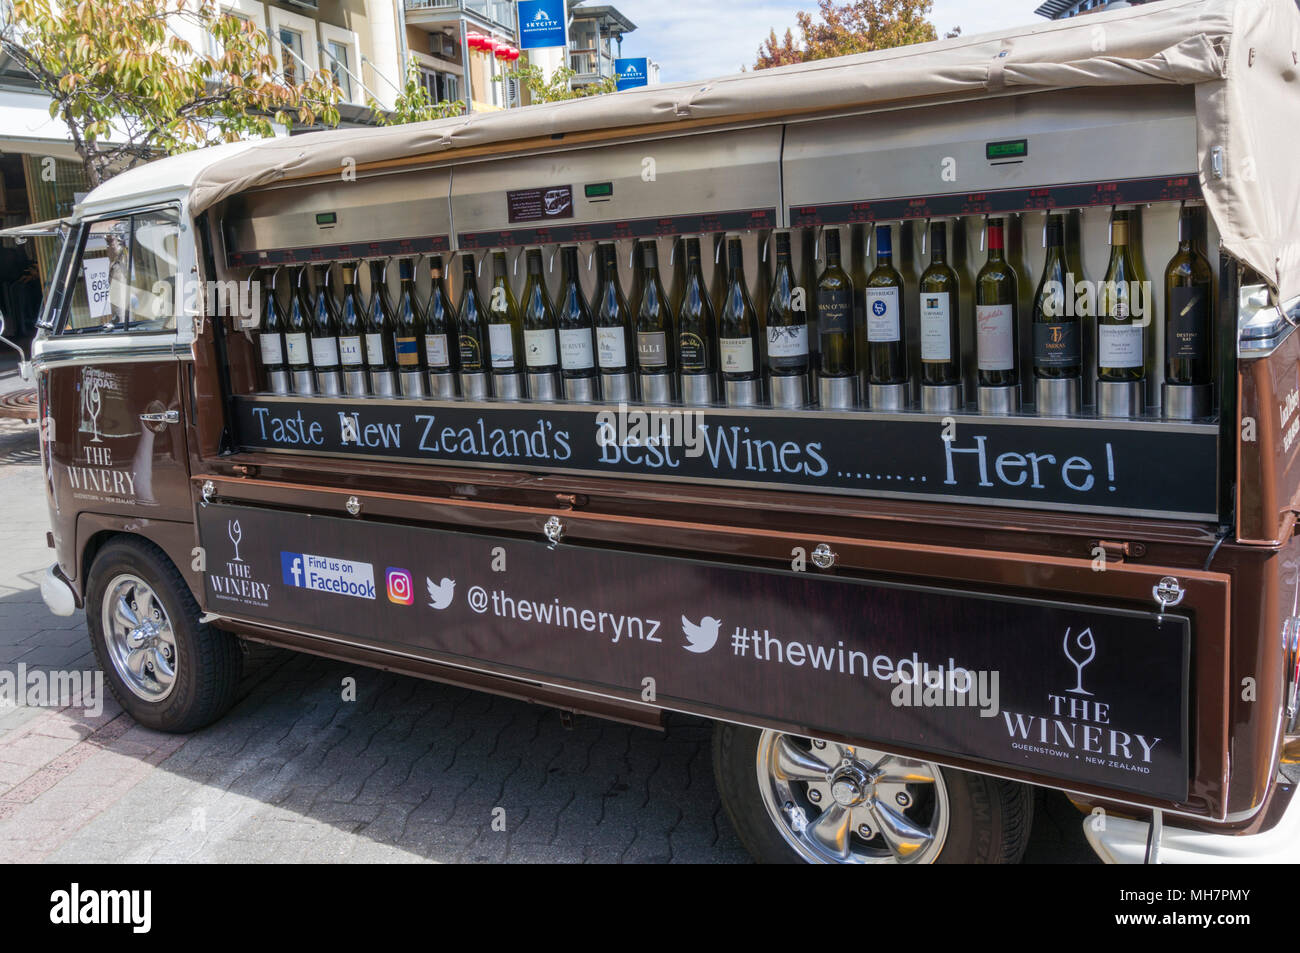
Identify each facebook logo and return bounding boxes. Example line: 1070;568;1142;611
281;552;305;588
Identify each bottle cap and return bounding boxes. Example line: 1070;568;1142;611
875;224;892;256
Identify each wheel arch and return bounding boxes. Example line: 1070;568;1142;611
75;515;201;606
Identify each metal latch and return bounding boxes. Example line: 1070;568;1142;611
1153;576;1185;611
543;516;565;547
1093;539;1146;563
811;543;837;570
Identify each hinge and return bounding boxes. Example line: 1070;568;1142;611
554;493;587;510
1093;539;1146;563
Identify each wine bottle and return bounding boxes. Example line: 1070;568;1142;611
1164;205;1214;386
557;245;598;397
364;260;399;396
393;257;427;398
521;248;560;396
457;255;489;397
305;265;341;395
850;224;870;392
717;236;762;404
335;262;366;395
918;220;960;387
282;271;313;394
865;224;907;389
1098;210;1144;384
487;251;525;395
766;231;809;406
258;273;288;393
975;218;1018;388
595;243;636;398
677;236;717;402
816;227;856;406
1031;215;1081;381
635;240;675;400
424;255;457;395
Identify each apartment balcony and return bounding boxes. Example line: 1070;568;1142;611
405;0;516;35
569;49;615;86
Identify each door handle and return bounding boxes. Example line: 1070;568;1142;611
139;410;180;424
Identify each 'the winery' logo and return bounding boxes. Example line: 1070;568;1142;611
1001;625;1163;777
208;520;270;608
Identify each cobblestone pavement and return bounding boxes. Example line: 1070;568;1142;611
0;370;1095;863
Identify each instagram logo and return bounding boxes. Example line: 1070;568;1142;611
386;568;414;605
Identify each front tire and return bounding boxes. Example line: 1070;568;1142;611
714;723;1033;864
86;537;241;732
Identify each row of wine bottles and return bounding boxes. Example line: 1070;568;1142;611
253;204;1215;412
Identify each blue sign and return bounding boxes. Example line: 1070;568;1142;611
615;57;648;91
518;0;566;50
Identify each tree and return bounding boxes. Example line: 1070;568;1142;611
497;63;619;105
755;0;960;70
1;0;342;187
370;62;465;126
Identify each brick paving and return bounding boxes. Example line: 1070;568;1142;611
0;365;1094;863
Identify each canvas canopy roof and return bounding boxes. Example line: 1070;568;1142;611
176;0;1300;303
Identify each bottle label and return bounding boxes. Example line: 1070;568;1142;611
1033;322;1080;368
311;336;340;367
259;333;283;365
818;289;851;335
559;328;595;370
1167;286;1208;362
459;334;482;371
719;337;755;374
637;330;668;368
489;323;516;369
425;333;449;369
395;335;420;368
919;292;952;362
679;330;708;372
339;335;364;366
597;327;627;370
1098;324;1144;368
524;328;558;368
976;303;1015;371
767;324;808;367
865;286;901;342
364;332;385;365
284;332;309;366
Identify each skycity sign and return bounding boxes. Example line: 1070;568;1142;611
615;57;648;90
518;0;566;49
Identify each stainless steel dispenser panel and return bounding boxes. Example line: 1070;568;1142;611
451;126;783;250
224;169;453;267
785;86;1200;225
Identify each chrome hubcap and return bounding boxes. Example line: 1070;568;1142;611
102;574;176;702
756;731;949;864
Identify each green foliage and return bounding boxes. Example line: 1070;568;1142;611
1;0;342;185
755;0;960;69
369;62;464;126
496;63;619;104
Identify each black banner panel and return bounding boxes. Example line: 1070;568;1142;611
198;503;1191;801
232;395;1219;520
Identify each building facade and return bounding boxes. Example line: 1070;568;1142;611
1033;0;1156;18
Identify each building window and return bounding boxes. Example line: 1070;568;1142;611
326;40;353;101
279;27;304;85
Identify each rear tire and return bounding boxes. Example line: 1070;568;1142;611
86;537;241;732
713;722;1033;864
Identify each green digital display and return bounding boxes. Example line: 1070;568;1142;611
315;212;338;226
986;139;1028;160
584;182;614;199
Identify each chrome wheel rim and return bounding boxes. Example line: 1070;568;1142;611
101;573;177;702
756;731;949;864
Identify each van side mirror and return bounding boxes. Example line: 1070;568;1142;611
0;311;32;382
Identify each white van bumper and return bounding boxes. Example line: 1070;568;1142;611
40;564;77;617
1085;785;1299;863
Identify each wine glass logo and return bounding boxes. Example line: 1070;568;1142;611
1063;627;1096;696
228;519;243;562
85;380;102;443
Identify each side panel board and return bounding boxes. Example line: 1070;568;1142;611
198;502;1191;802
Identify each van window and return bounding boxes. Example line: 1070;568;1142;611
61;209;181;334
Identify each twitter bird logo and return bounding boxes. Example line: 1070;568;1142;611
681;615;722;654
426;577;456;610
